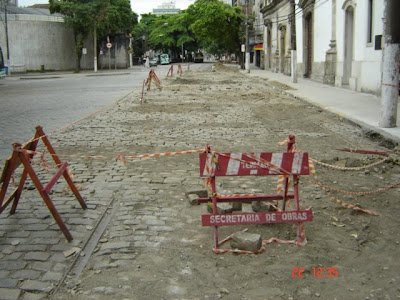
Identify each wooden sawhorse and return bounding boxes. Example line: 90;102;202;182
197;136;312;252
0;126;86;241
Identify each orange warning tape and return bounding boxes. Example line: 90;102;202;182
41;149;205;161
310;156;391;171
307;160;379;216
276;140;400;216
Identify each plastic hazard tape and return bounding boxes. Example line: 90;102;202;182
276;140;400;216
213;224;307;255
307;160;379;216
53;149;205;161
310;156;391;171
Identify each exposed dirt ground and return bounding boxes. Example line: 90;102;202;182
52;63;400;300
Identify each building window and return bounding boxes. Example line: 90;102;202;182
367;0;373;44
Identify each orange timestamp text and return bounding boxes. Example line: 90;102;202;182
292;267;339;278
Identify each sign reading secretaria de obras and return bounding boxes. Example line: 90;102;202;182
202;210;313;226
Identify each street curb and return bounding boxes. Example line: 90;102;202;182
243;70;400;147
12;71;131;80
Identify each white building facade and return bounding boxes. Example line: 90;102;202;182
258;0;385;95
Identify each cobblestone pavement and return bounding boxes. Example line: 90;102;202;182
0;66;212;299
1;65;399;300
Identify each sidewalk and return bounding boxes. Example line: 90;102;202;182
244;65;400;145
11;69;132;80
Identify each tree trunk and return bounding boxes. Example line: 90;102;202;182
74;33;84;73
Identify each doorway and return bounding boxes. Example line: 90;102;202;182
304;12;313;78
267;28;272;69
279;26;286;73
343;6;354;85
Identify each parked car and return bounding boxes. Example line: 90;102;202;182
149;58;158;67
194;52;204;63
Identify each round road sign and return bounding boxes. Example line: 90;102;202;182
106;42;112;49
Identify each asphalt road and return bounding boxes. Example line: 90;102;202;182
0;64;206;163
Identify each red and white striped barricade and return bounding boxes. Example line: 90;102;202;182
198;135;313;252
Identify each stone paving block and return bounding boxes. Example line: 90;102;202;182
100;241;131;251
31;262;54;272
68;218;93;225
0;288;21;300
11;269;41;280
123;219;141;225
20;280;53;293
49;253;68;263
0;261;28;270
24;252;51;261
0;270;10;279
29;231;61;239
20;291;48;300
41;271;63;282
148;225;173;232
4;252;23;260
0;279;19;288
16;245;48;252
5;231;31;238
133;241;160;248
29;238;59;246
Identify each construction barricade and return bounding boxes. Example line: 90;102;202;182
0;126;87;241
141;69;162;104
197;135;313;254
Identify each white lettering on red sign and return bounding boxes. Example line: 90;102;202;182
265;213;276;222
281;211;308;221
203;210;312;226
209;213;261;224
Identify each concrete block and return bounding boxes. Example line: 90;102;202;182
230;232;262;252
252;201;276;212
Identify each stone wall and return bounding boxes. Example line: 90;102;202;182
0;14;129;72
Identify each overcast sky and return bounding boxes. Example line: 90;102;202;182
18;0;195;16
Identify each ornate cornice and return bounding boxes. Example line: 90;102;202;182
298;0;315;9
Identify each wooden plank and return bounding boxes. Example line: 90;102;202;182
0;188;18;213
196;194;294;204
43;162;68;193
199;152;309;177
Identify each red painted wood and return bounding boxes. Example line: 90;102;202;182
43;162;68;193
202;210;313;226
199;152;309;177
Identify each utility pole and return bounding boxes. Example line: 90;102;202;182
290;0;297;83
94;24;97;72
245;0;250;73
380;0;400;128
3;0;10;74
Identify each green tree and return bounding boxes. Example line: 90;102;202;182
148;13;196;60
97;0;137;37
186;0;243;56
50;0;137;71
50;0;109;72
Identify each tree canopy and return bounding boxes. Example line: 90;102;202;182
185;0;243;54
50;0;137;71
131;0;244;61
